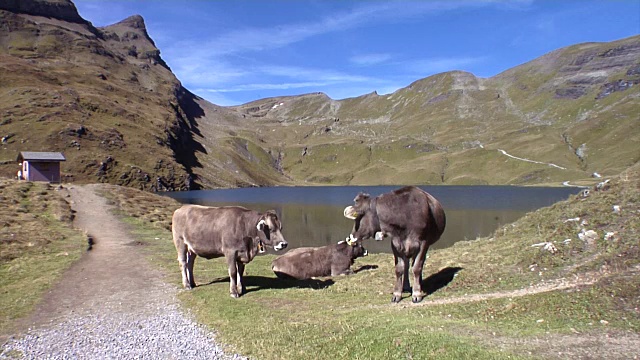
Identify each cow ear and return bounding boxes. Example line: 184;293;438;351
343;206;358;219
257;219;266;231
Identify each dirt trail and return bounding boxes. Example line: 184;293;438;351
18;184;176;329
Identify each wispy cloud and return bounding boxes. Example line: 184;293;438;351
167;57;249;87
164;1;523;60
200;81;333;93
349;53;393;66
198;64;376;93
258;65;373;82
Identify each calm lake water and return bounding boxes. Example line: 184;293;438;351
166;186;581;254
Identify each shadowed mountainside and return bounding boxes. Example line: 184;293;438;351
1;0;638;189
0;0;290;190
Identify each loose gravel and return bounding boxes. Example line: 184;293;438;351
1;304;243;360
0;185;246;360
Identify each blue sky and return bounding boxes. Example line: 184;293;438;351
72;0;640;106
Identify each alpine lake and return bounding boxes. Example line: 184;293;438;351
166;185;582;254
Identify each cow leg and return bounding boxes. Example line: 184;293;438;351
392;253;408;303
236;262;245;296
331;264;354;276
176;241;196;289
226;254;240;298
410;241;430;303
186;250;196;289
403;262;411;293
176;242;191;289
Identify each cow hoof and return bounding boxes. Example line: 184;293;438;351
230;293;239;299
412;295;424;303
391;295;402;303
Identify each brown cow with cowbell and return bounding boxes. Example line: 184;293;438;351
172;205;288;298
344;186;446;303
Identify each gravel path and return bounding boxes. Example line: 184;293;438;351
0;185;244;360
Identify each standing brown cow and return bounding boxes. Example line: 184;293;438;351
344;186;446;303
172;205;288;298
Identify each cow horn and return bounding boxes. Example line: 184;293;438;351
257;219;266;230
343;206;358;219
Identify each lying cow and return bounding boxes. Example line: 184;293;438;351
172;205;288;298
271;241;367;280
344;186;446;303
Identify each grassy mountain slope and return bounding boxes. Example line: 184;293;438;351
0;0;289;190
232;36;639;186
1;0;638;189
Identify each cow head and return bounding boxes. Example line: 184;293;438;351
343;192;381;242
345;192;371;218
338;239;368;259
257;210;288;251
351;242;368;259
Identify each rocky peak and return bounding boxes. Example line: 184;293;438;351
100;14;170;70
0;0;87;24
117;15;146;30
102;14;157;47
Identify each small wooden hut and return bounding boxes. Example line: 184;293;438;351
17;151;66;183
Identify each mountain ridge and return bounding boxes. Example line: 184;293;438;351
0;0;638;189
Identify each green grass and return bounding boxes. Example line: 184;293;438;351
95;165;640;359
0;160;637;358
1;164;638;358
0;181;86;335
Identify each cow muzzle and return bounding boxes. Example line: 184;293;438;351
274;241;288;251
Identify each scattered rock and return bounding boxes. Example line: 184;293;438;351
578;229;598;245
531;242;558;254
595;179;610;191
596;79;638;99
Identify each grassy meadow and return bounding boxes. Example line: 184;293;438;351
0;162;638;358
99;164;639;359
0;180;86;336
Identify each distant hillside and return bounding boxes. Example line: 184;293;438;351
231;35;640;186
1;0;638;189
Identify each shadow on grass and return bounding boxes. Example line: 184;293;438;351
354;264;379;273
203;276;335;295
424;266;463;295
